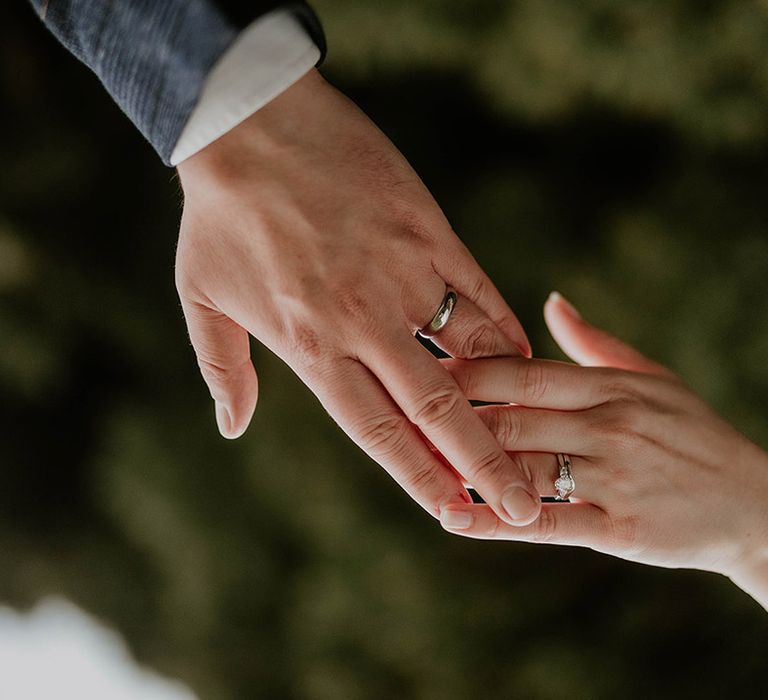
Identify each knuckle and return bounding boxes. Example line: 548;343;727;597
288;325;331;375
531;507;558;543
400;214;433;244
354;412;444;496
469;448;508;484
508;452;534;485
391;206;437;245
197;357;229;384
403;462;442;495
483;407;524;448
479;407;502;439
603;370;645;402
355;412;410;459
485;513;501;539
593;400;647;446
465;275;488;303
498;409;524;448
409;384;465;429
459;323;497;359
326;281;386;346
332;283;371;322
197;356;252;391
518;362;550;403
448;361;473;396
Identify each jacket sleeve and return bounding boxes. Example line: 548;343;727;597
29;1;326;165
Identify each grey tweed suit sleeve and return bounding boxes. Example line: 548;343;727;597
29;1;326;165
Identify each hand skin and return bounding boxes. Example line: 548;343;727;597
440;292;768;611
175;68;542;526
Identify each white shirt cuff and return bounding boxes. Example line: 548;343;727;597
170;8;320;166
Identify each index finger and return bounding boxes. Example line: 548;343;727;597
364;338;542;526
444;357;642;409
440;502;610;549
300;356;472;518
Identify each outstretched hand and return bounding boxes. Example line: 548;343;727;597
440;293;768;608
175;69;541;526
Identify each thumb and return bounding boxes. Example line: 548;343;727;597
544;292;674;378
181;300;259;438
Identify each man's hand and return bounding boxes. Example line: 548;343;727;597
175;69;541;526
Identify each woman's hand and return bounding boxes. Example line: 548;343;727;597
439;292;768;609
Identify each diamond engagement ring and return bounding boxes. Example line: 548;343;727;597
554;453;576;501
418;289;457;337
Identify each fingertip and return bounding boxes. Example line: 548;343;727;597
439;508;475;531
219;419;252;440
215;401;237;439
501;315;533;358
217;368;259;439
547;291;561;303
517;338;533;359
482;310;531;358
546;291;582;320
544;292;587;355
500;486;541;527
544;291;560;321
217;395;256;440
518;498;542;527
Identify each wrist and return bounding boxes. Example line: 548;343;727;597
725;449;768;609
177;67;326;189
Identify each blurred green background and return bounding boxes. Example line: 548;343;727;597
2;1;768;697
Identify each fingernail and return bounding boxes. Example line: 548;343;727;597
515;340;533;359
440;510;474;530
548;291;581;319
215;401;233;438
501;487;539;523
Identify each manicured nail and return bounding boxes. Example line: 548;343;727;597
501;487;539;522
548;291;581;319
215;401;233;438
440;510;474;530
515;340;533;358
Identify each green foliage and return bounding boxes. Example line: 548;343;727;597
318;0;768;145
1;1;767;698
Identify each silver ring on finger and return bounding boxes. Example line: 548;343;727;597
554;453;576;501
418;289;457;337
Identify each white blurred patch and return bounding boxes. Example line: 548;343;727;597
0;598;198;700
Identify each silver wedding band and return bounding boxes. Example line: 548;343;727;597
418;289;457;337
554;453;576;501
